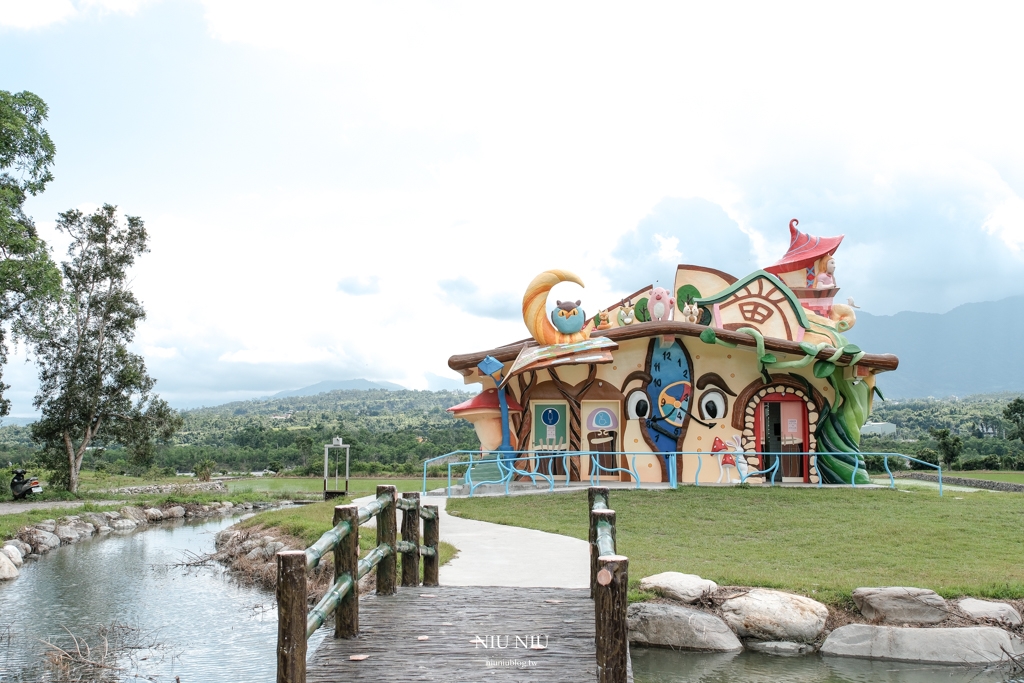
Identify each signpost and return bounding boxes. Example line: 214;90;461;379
323;437;350;500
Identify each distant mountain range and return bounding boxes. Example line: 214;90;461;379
270;379;407;399
849;295;1024;399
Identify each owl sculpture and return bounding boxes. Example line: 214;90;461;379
551;299;586;334
648;287;676;322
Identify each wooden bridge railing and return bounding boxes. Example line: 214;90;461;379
588;486;628;683
275;486;440;683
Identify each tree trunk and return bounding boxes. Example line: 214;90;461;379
64;432;79;493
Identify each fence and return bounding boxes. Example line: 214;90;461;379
423;450;944;496
588;486;628;683
275;485;440;683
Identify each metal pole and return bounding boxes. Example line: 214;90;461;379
345;445;350;494
323;445;329;493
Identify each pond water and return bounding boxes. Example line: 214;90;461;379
632;647;1023;683
0;515;327;683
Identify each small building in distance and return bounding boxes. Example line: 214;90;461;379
861;422;898;437
446;219;899;486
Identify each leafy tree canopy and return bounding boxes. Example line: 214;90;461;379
25;204;181;491
0;90;61;417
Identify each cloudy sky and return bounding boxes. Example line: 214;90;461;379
2;1;1024;415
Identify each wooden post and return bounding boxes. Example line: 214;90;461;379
588;487;609;598
401;492;421;587
335;504;359;638
422;504;439;587
594;554;629;683
376;485;398;596
590;509;616;598
276;550;307;683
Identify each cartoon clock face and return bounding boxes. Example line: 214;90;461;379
632;338;693;452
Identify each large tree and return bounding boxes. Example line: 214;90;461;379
1005;397;1024;443
26;204;181;492
0;90;61;416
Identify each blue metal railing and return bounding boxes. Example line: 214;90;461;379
420;449;943;496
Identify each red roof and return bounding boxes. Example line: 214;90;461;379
447;388;523;413
764;219;844;275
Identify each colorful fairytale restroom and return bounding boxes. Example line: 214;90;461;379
445;220;899;487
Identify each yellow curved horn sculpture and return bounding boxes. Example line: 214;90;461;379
522;269;590;345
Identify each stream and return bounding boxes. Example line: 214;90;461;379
0;514;327;683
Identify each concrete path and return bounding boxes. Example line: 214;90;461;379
0;499;124;516
351;493;589;589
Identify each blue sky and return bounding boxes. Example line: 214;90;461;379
2;1;1024;414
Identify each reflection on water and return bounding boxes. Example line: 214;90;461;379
0;515;326;682
632;648;1022;683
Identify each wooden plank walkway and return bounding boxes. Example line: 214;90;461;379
306;586;597;682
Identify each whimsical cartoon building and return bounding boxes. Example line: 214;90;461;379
446;220;898;486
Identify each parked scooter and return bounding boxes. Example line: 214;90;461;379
10;469;42;500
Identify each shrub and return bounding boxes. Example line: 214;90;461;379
910;448;939;470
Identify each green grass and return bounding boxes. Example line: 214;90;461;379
225;477;438;496
952;471;1024;485
239;500;458;577
447;486;1024;606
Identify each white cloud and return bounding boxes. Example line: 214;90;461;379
0;0;76;28
983;195;1024;254
0;0;151;28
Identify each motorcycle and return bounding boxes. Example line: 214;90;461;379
10;469;43;500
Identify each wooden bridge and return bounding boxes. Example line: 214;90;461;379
275;486;629;683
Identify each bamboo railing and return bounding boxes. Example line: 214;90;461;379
588;486;628;683
276;486;440;683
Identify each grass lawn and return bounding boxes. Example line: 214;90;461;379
952;471;1024;485
240;500;457;579
447;486;1024;606
225;477;439;496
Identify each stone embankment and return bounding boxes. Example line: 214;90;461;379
212;524;351;598
628;571;1024;667
893;471;1024;493
0;500;256;582
95;481;229;496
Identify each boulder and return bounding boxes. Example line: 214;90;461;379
5;539;31;557
55;525;81;544
220;501;234;509
627;602;743;652
119;507;149;525
97;525;112;533
81;513;110;528
265;541;285;556
215;529;239;548
35;520;56;533
958;598;1022;625
103;511;121;520
26;528;60;553
639;572;718;604
1;544;23;567
144;508;164;521
74;522;96;536
746;641;813;656
720;589;828;643
110;518;137;530
852;587;946;625
821;624;1024;663
0;551;18;580
165;506;186;519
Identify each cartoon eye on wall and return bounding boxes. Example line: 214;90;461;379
626;390;650;420
698;390;728;420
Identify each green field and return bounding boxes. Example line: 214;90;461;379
225;476;438;497
447;486;1024;606
952;471;1024;485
